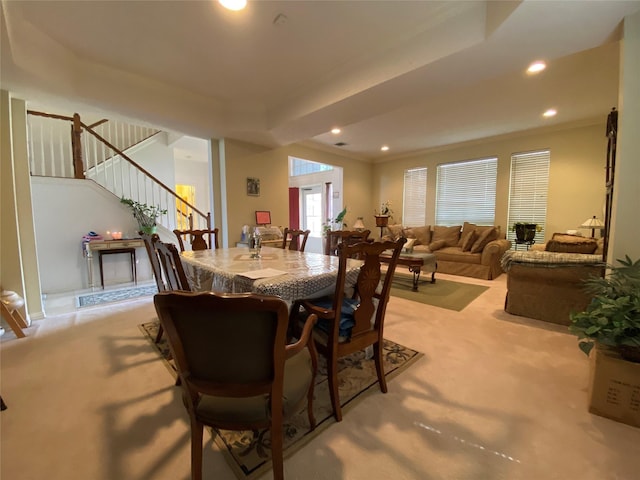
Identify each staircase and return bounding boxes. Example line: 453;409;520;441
27;111;211;232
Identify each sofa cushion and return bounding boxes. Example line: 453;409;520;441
470;227;499;253
386;224;404;241
546;233;598;254
432;225;461;247
457;222;476;246
428;240;447;251
435;247;482;264
461;229;478;252
403;225;431;245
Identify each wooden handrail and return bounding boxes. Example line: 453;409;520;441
80;121;209;221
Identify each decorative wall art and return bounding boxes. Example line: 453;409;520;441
247;177;260;196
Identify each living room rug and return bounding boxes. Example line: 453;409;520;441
139;321;422;480
389;273;489;311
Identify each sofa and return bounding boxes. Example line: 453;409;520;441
382;222;512;280
501;233;606;325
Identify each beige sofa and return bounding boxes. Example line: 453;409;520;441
383;222;512;280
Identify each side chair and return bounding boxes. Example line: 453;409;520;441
324;229;371;256
173;228;219;252
290;237;405;422
154;291;318;480
282;228;310;252
139;232;167;343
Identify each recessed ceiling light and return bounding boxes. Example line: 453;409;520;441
527;61;546;74
543;109;557;118
219;0;247;11
381;145;389;152
331;128;341;134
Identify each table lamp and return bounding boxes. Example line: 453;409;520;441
580;215;605;237
353;217;366;231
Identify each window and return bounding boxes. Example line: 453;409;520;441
507;150;550;245
289;157;333;176
436;157;497;225
403;167;427;226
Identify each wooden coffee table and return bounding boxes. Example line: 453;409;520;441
381;252;437;291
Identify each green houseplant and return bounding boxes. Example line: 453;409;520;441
569;255;640;362
120;197;167;234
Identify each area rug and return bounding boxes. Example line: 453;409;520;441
389;273;489;311
139;321;422;480
77;285;158;307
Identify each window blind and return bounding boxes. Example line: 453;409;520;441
507;150;550;244
403;167;427;226
435;158;497;225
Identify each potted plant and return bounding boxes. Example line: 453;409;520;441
375;201;393;227
512;222;538;242
569;255;640;362
120;197;168;235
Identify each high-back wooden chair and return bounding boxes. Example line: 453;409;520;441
290;237;405;422
173;228;219;252
282;228;310;252
140;232;168;343
155;241;191;291
154;291;318;480
153;240;191;346
324;229;371;256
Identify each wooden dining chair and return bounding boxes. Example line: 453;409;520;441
173;228;219;252
155;240;191;291
290;237;405;422
139;232;168;343
154;291;318;480
282;228;310;252
324;229;371;256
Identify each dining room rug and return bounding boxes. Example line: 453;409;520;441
389;273;489;311
139;321;423;480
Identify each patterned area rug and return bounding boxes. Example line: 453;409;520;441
77;285;158;307
139;321;422;480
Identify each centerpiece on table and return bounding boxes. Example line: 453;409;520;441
120;197;168;235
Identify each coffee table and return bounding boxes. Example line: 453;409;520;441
381;251;437;291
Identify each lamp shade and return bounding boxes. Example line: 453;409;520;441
581;216;604;229
580;215;605;237
353;217;365;230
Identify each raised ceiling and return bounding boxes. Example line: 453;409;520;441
2;0;639;161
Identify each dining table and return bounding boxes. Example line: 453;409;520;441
180;247;362;305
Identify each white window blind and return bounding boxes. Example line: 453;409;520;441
403;167;427;226
507;150;550;245
436;158;497;225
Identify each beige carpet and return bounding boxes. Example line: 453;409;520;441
2;273;640;480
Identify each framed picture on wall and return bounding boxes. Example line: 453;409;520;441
247;177;260;196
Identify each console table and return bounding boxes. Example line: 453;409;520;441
83;239;144;288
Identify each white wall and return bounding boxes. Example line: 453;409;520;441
31;178;153;294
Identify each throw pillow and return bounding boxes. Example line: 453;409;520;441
546;233;598;254
461;229;478;252
386;224;404;241
457;222;477;246
404;225;431;245
428;239;447;251
432;225;462;247
470;227;498;253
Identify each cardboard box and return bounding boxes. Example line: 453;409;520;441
588;346;640;428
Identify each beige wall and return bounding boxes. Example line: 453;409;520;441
222;140;373;245
372;122;607;241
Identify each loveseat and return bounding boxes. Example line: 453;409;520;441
501;233;606;325
383;222;511;280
